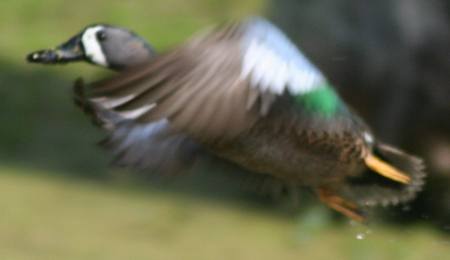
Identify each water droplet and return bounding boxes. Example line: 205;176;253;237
356;233;365;240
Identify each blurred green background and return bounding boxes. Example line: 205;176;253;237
1;0;449;259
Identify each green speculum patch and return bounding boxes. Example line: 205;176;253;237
294;82;341;117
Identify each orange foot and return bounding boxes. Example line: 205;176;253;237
317;188;366;222
364;153;411;184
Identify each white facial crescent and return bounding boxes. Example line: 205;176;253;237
81;26;108;66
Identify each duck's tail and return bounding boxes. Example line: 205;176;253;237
341;143;426;208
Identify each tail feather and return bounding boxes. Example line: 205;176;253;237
341;143;426;208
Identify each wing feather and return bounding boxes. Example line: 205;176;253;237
89;27;263;140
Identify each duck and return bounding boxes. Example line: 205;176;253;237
27;17;425;222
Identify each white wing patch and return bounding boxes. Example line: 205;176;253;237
240;19;325;95
81;26;108;66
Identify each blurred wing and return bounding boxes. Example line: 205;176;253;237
74;78;201;174
86;17;328;142
101;119;201;173
88;29;261;141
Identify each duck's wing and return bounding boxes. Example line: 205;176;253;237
85;17;329;142
74;78;202;174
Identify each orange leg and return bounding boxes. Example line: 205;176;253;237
316;188;366;222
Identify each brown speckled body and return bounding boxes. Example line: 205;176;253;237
207;98;369;188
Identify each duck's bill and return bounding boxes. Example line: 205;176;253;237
26;34;84;64
27;49;62;64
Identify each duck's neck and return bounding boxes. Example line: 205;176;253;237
108;43;156;71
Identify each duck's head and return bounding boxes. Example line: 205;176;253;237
27;24;155;70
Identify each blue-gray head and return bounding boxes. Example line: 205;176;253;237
27;24;155;70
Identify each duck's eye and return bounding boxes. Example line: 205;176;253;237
96;31;107;42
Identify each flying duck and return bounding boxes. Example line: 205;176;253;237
27;18;425;222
